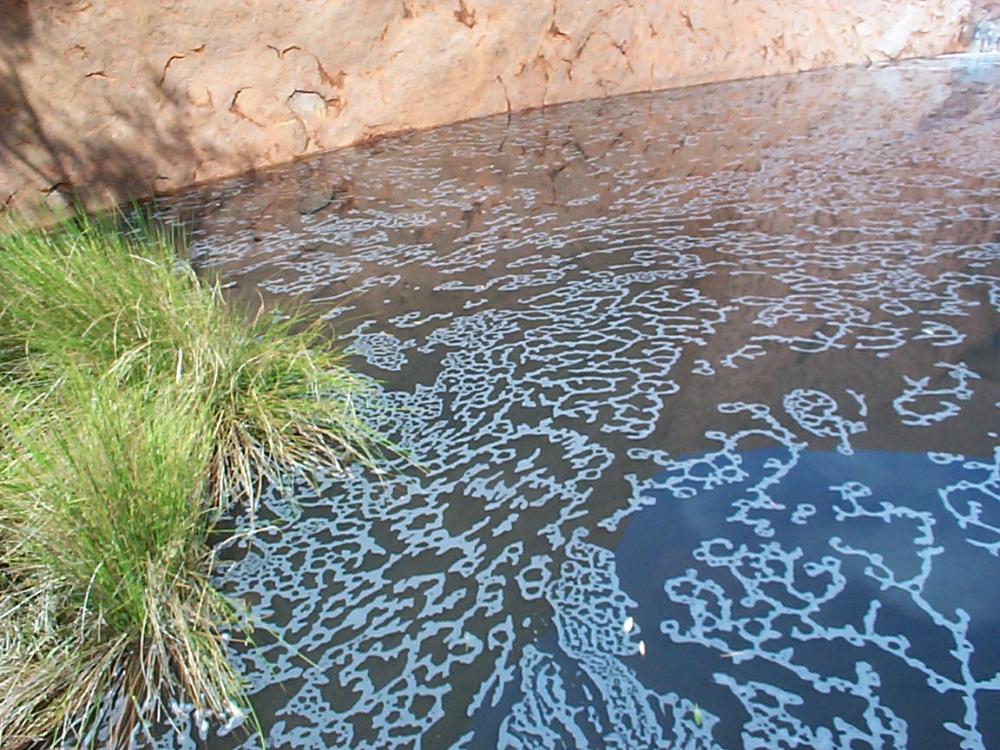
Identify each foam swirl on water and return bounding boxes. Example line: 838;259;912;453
153;56;1000;749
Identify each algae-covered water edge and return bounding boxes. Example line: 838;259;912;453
158;55;1000;749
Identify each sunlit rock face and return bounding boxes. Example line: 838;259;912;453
148;56;1000;750
0;0;983;221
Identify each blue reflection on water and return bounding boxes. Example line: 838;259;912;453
618;449;1000;749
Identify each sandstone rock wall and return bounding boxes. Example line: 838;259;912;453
0;0;988;221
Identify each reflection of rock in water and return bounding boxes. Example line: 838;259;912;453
153;57;1000;749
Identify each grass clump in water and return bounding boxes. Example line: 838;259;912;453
0;212;389;747
1;375;239;748
0;212;387;504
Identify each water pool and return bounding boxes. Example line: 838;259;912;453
159;55;1000;749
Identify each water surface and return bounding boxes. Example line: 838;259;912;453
160;55;1000;749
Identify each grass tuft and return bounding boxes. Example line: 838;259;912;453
0;211;390;747
0;212;389;505
1;375;239;748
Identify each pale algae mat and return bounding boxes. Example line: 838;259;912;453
155;55;1000;749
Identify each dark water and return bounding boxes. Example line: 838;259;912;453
156;55;1000;749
